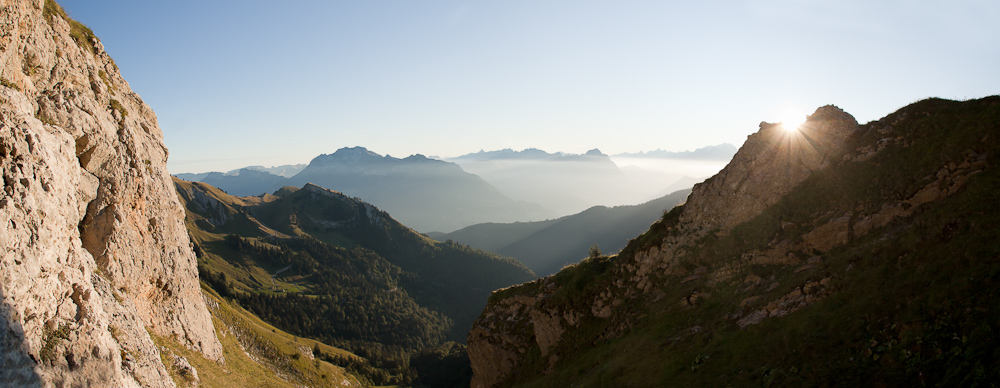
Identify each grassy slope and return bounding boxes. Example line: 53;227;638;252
492;96;1000;387
436;219;560;252
175;176;536;385
174;179;305;295
235;184;536;340
153;286;365;388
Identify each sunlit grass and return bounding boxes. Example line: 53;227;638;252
153;286;364;388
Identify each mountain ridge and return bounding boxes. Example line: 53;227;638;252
439;189;692;277
467;97;1000;387
613;143;738;160
289;147;554;232
174;176;537;384
172;146;556;232
449;146;692;216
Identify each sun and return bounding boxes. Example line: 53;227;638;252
779;112;806;132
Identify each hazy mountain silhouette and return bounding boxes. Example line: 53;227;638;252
448;148;715;216
172;145;734;231
439;189;692;276
199;168;289;197
613;143;737;159
448;149;637;215
240;164;306;177
174;164;304;191
172;171;210;182
288;147;554;232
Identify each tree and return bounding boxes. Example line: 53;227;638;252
588;243;601;259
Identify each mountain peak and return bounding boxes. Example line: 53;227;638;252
302;181;349;196
308;146;385;167
684;104;858;232
333;146;382;158
585;148;604;156
809;104;852;121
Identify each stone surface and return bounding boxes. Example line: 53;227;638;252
1;1;221;386
802;213;852;253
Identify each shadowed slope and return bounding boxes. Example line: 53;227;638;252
469;97;1000;388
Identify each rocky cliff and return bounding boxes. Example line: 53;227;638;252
1;1;221;386
468;98;1000;387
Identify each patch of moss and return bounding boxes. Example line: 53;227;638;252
40;324;71;363
34;109;58;127
1;77;20;91
108;98;126;118
99;70;115;92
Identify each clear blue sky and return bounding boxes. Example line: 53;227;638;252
58;0;999;174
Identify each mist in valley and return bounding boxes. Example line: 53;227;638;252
449;152;731;217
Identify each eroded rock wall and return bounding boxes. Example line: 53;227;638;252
1;1;221;386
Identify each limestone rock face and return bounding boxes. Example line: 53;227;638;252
1;1;221;386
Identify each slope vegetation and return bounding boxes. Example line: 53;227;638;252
174;178;535;385
155;286;366;388
469;97;1000;387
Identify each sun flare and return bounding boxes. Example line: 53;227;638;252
780;112;806;132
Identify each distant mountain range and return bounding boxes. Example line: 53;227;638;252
173;147;555;232
287;147;553;232
612;143;738;159
449;144;737;162
174;163;306;183
447;147;722;215
434;188;691;277
172;145;735;232
244;164;307;177
449;147;611;162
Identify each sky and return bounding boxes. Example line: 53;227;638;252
57;0;1000;174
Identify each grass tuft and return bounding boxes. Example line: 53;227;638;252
1;77;20;91
43;0;99;55
40;324;71;363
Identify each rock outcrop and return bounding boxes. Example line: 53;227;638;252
1;1;221;386
680;106;858;232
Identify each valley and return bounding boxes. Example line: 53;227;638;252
173;145;731;233
175;178;536;385
2;1;996;387
437;189;692;277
